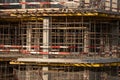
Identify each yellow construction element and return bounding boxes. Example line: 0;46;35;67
10;61;25;65
9;61;120;67
74;63;103;67
10;13;98;17
0;9;119;22
9;12;120;18
0;12;118;22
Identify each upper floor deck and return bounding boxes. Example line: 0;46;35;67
0;0;120;14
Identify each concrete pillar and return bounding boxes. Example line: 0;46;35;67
43;17;49;58
112;0;117;12
85;0;90;7
25;66;31;80
83;68;89;80
42;17;49;80
26;25;32;51
22;0;26;9
84;29;89;53
105;0;111;11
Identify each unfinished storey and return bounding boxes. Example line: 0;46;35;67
0;0;120;80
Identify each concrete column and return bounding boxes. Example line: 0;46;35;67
22;0;26;9
105;0;111;11
25;66;31;80
84;29;89;53
85;0;90;8
42;17;49;80
83;68;89;80
43;17;49;58
112;0;117;12
26;25;32;51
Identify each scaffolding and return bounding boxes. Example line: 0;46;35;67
0;16;119;56
0;62;120;80
0;0;120;80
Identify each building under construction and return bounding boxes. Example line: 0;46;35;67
0;0;120;80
